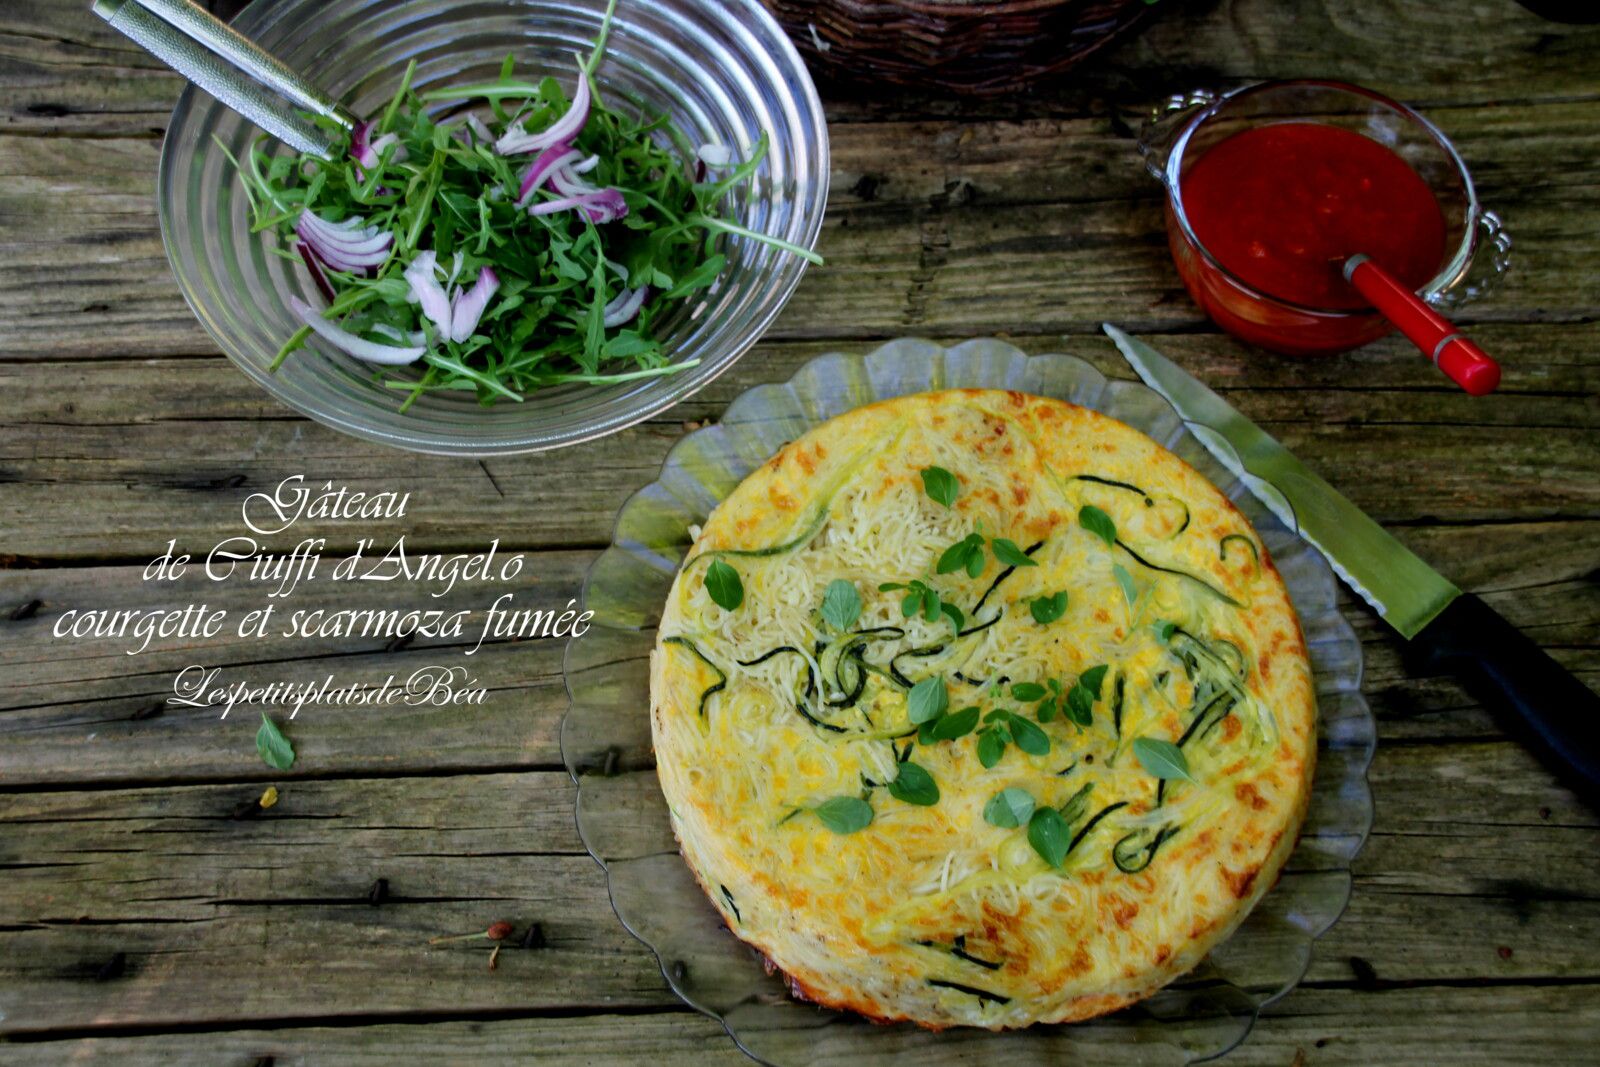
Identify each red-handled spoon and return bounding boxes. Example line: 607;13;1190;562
1343;254;1501;396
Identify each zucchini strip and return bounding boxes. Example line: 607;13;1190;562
1115;540;1242;607
971;540;1045;616
1070;473;1152;503
916;936;1004;972
1113;824;1181;873
1220;532;1261;575
661;636;727;720
1068;801;1129;854
927;978;1010;1005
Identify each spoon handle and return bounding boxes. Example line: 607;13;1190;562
1344;254;1502;396
93;0;354;158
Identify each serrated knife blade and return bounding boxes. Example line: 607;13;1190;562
1104;323;1600;802
1105;323;1459;639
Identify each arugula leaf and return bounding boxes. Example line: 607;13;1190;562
983;787;1035;829
1028;806;1071;868
920;466;960;507
1030;591;1068;625
907;676;949;724
888;761;940;806
813;796;874;834
820;579;861;631
1079;505;1117;548
1113;562;1137;607
705;560;744;611
991;538;1037;568
256;713;295;771
1133;738;1196;783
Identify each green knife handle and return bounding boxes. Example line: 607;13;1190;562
1408;594;1600;801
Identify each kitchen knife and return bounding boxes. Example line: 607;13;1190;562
1104;323;1600;799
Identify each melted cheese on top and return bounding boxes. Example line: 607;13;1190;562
651;391;1315;1029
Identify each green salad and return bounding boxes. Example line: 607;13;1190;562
221;0;819;409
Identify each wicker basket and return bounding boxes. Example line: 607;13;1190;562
763;0;1167;96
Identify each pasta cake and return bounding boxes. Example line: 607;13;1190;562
649;389;1316;1029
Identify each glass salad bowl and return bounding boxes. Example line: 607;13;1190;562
563;338;1376;1065
159;0;828;455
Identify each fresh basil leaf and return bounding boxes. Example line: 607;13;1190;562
920;466;960;507
929;704;981;741
1113;562;1137;607
1133;737;1196;782
879;581;908;592
901;591;922;618
939;601;965;632
1011;682;1047;702
976;728;1006;768
1028;806;1071;868
1078;665;1109;698
1030;591;1068;625
983;787;1035;829
820;579;862;631
1154;619;1178;642
1037;697;1058;723
965;547;985;579
1079;504;1117;548
1008;714;1051;756
991;538;1037;568
908;676;948;724
256;713;295;770
813;796;874;834
936;540;972;575
705;559;744;611
1066;684;1094;728
922;587;940;622
888;761;940;806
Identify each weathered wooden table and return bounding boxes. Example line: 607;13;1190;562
2;0;1597;1062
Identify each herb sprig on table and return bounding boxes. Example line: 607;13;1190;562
223;0;819;409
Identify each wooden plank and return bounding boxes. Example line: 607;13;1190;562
0;758;1594;1035
6;0;1600;136
0;514;1593;786
1;326;1596;563
5;985;1599;1066
3;98;1599;362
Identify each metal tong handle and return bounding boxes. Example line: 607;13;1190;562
92;0;356;158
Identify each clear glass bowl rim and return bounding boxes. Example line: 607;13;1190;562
561;337;1377;1065
154;0;830;456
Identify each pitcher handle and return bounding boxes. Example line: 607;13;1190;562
1428;210;1512;311
1136;89;1218;184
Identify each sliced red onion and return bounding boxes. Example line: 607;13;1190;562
350;120;372;166
527;187;628;225
295;209;392;272
289;296;424;365
449;267;500;342
602;285;649;328
697;142;735;168
550;167;598;197
370;323;427;346
462;114;493;146
403;250;454;336
516;142;579;206
496;62;591;156
570;153;600;175
294;241;337;304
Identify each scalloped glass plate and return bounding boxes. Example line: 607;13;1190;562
562;339;1375;1065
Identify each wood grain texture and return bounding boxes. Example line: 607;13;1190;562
1;0;1597;1062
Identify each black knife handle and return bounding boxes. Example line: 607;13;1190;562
1408;594;1600;800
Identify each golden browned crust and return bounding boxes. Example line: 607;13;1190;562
651;390;1317;1029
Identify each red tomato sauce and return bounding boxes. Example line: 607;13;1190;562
1178;122;1446;310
